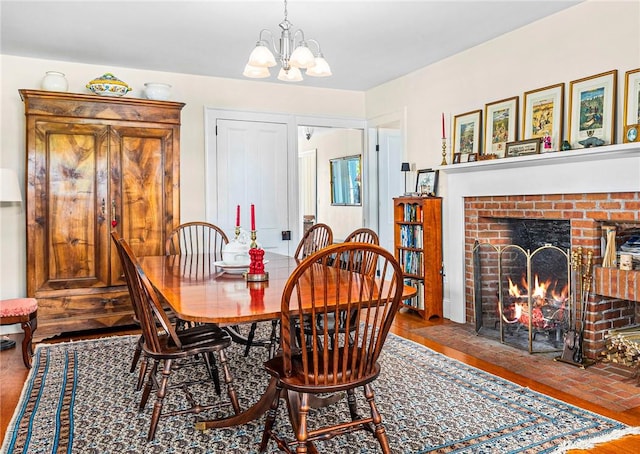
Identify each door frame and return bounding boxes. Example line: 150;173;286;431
204;109;365;251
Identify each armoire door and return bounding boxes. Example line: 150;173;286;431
29;121;111;294
109;125;178;286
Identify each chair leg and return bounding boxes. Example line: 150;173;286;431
259;382;283;453
295;392;310;454
364;384;390;454
203;351;222;396
130;337;143;373
346;388;361;422
140;360;158;411
217;349;240;414
148;359;172;441
243;322;258;357
137;356;149;391
20;318;35;369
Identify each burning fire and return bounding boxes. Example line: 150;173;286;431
502;274;567;328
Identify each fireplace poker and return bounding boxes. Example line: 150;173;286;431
575;251;594;365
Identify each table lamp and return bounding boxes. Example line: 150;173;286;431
401;162;410;194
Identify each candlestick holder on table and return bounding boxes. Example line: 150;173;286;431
245;230;268;282
234;226;241;240
440;138;448;166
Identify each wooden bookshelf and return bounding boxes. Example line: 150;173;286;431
393;197;443;319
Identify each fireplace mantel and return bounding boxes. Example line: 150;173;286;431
438;143;640;323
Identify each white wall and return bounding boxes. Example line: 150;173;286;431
0;55;365;299
364;0;640;321
308;128;364;241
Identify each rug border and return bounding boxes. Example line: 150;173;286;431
0;334;139;454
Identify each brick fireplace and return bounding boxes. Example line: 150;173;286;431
439;143;640;359
465;192;639;358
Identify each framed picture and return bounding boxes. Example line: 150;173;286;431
452;109;482;162
568;70;617;148
523;83;564;152
505;139;540;157
484;96;518;158
452;153;462;164
624;124;639;143
624;68;640;127
467;153;478;162
415;168;438;196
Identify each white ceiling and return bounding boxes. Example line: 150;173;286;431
0;0;581;91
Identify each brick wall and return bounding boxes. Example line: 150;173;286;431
464;192;640;359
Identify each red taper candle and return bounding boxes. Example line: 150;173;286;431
236;204;240;227
441;113;445;139
251;204;255;230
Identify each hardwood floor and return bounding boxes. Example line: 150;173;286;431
1;314;639;452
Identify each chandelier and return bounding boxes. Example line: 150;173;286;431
242;0;332;82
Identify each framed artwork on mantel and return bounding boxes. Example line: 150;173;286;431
624;68;640;127
452;109;482;163
568;70;617;149
484;96;518;158
523;83;564;152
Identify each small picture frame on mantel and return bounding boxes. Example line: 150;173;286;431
416;168;438;196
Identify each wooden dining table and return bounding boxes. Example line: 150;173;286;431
138;251;417;435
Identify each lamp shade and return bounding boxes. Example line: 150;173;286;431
306;56;332;77
248;44;277;68
0;168;22;202
289;44;316;69
242;64;271;78
401;162;410;172
277;67;303;82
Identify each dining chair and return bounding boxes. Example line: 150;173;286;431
112;232;241;441
342;227;380;276
165;221;229;258
294;223;333;260
259;242;404;453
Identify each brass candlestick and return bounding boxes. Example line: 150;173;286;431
440;138;447;166
234;226;240;240
250;229;257;249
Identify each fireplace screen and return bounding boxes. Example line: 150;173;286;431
473;242;571;353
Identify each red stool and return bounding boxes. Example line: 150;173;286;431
0;298;38;368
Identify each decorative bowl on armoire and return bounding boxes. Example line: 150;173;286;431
86;73;131;97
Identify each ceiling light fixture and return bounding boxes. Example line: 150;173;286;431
243;0;332;82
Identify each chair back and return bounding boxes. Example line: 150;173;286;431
343;228;380;277
280;242;403;387
294;223;333;259
112;231;182;353
165;221;229;259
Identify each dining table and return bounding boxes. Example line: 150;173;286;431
137;251;417;436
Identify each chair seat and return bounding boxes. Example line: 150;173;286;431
147;329;232;360
264;349;380;393
0;298;37;318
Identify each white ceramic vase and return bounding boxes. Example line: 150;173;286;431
41;71;68;92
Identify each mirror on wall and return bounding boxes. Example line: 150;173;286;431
330;155;361;206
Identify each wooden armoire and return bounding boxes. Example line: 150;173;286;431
20;90;184;340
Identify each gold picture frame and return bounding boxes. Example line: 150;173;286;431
484;96;518;158
624;68;640;127
568;70;617;148
523;83;564;152
452;109;482;163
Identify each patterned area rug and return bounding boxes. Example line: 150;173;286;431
2;331;637;453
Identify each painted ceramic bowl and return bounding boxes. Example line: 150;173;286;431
86;73;131;97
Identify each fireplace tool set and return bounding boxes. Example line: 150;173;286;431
556;247;594;368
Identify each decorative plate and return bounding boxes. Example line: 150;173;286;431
86;73;131;97
213;260;269;275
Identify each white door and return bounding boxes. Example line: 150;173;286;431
377;127;403;255
215;119;290;255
